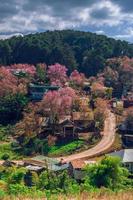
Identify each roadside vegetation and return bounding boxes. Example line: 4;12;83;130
0;156;132;199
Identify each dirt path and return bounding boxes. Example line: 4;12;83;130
58;110;116;162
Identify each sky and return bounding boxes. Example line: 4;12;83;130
0;0;133;42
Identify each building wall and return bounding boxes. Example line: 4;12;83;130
73;168;85;180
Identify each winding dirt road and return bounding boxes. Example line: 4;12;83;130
58;110;116;162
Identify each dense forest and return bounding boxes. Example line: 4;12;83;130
0;30;133;76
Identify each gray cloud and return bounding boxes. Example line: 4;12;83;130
0;0;132;42
112;0;133;12
90;7;111;19
0;0;20;22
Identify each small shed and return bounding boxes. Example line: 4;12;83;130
70;159;96;181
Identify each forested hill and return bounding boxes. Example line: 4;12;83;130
0;30;133;76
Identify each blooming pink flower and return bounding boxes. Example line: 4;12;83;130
47;63;68;87
42;87;76;121
70;70;85;86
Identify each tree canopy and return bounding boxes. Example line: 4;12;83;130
0;30;133;76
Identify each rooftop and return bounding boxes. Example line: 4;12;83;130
26;165;44;171
72;111;93;121
71;159;96;169
108;149;133;163
27;156;69;172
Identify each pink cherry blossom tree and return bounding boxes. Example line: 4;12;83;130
10;64;36;77
41;87;76;134
0;67;18;97
0;64;35;97
47;63;68;87
91;82;106;98
70;70;85;87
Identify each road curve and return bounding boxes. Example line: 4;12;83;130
58;110;116;162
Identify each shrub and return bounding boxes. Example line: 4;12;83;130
1;153;10;160
84;156;129;190
0;93;28;125
0;143;20;160
8;184;29;195
7;168;27;185
0;180;7;191
0;189;6;199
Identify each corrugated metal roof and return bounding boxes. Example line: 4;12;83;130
26;165;44;171
31;155;59;165
29;156;69;171
48;163;69;171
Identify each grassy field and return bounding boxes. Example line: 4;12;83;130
48;135;101;157
48;140;84;156
47;132;101;157
54;191;133;200
1;190;133;200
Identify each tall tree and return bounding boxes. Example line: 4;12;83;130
41;87;76;134
47;63;68;87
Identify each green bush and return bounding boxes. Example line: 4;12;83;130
0;156;131;198
8;168;27;184
0;125;14;142
0;93;28;125
8;184;29;195
0;143;20;160
1;153;10;160
0;189;6;199
84;156;129;190
48;140;84;156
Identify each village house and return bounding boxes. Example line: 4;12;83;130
25;156;69;172
28;83;60;101
118;122;133;146
72;111;94;132
122;92;133;108
111;98;124;109
122;134;133;146
118;122;133;134
0;156;68;174
56;117;76;138
109;149;133;173
69;159;96;181
40;115;76;138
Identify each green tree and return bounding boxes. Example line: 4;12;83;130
84;156;129;189
0;93;28;125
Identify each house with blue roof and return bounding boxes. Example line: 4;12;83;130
28;83;60;101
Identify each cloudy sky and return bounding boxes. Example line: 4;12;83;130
0;0;133;42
